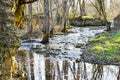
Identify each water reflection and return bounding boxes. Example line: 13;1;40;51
33;53;45;80
17;51;120;80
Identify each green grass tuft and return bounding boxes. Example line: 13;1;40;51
92;30;120;61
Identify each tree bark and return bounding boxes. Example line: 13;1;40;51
0;0;19;79
61;0;72;33
79;0;86;19
50;0;60;37
79;0;82;19
91;0;111;31
61;0;67;33
41;0;50;44
28;2;33;35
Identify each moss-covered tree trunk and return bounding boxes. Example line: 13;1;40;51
0;0;19;79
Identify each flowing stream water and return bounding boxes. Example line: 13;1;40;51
18;26;120;80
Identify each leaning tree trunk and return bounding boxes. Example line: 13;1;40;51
0;0;19;80
41;0;50;44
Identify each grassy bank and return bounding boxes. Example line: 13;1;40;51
91;30;120;61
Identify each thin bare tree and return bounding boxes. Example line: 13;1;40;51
61;0;72;33
28;2;33;34
41;0;50;43
50;0;60;36
90;0;111;31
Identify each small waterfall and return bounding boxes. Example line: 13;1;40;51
33;53;45;80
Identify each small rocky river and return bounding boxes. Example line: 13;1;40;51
18;26;120;80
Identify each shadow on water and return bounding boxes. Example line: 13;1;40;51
17;27;120;80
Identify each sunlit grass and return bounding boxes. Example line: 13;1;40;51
91;30;120;61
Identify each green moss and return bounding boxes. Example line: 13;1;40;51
104;47;117;54
92;45;104;51
82;16;94;19
115;31;120;37
115;37;120;43
92;36;106;42
104;41;111;46
92;30;120;61
96;53;120;61
112;56;120;61
105;40;119;47
96;54;109;59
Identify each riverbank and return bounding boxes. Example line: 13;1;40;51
81;29;120;66
69;16;105;27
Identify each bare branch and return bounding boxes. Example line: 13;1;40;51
20;0;38;5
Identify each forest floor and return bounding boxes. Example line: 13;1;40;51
81;26;120;66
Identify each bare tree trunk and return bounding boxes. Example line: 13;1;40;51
72;0;76;17
82;0;86;16
61;0;72;33
61;0;67;33
41;0;50;44
91;0;111;31
50;0;60;36
79;0;82;19
95;0;99;16
74;0;79;17
100;0;111;31
0;0;19;79
79;0;86;19
28;2;33;34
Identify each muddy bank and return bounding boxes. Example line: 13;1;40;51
69;17;105;27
